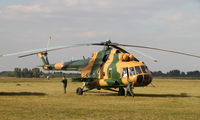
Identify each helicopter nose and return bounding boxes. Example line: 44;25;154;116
136;74;152;86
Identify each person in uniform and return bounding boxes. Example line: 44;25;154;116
61;76;68;94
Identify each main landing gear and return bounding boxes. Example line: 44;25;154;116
76;87;83;95
76;82;93;95
118;87;125;96
76;82;134;97
76;82;85;95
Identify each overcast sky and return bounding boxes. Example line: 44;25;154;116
0;0;200;72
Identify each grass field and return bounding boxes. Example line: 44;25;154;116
0;77;200;120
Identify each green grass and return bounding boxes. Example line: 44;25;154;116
0;77;200;120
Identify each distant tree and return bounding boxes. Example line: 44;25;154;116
0;71;15;77
167;70;181;77
187;71;200;77
181;72;186;77
21;68;27;77
32;68;41;78
14;68;22;78
152;71;165;77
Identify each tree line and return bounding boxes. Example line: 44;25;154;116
0;68;200;78
152;69;200;78
0;67;80;78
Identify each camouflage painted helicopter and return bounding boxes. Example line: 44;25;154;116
1;40;200;96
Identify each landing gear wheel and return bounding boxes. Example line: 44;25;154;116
76;87;83;95
118;87;125;96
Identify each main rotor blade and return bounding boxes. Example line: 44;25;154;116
73;42;200;58
115;44;200;58
124;47;158;62
1;44;88;58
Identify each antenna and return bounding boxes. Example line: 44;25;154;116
105;32;112;41
71;57;74;61
46;36;52;51
44;36;52;65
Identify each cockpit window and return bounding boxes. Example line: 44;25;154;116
122;68;128;77
135;66;142;74
141;66;150;73
129;67;135;76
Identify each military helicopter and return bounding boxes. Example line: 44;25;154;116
1;40;200;96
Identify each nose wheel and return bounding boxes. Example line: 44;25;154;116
76;87;83;95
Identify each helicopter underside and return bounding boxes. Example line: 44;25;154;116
73;75;152;96
72;74;152;88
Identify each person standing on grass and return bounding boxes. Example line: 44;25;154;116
61;76;68;94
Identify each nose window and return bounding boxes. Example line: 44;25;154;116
135;66;142;74
141;66;150;73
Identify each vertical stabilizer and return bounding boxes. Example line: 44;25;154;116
37;52;49;65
